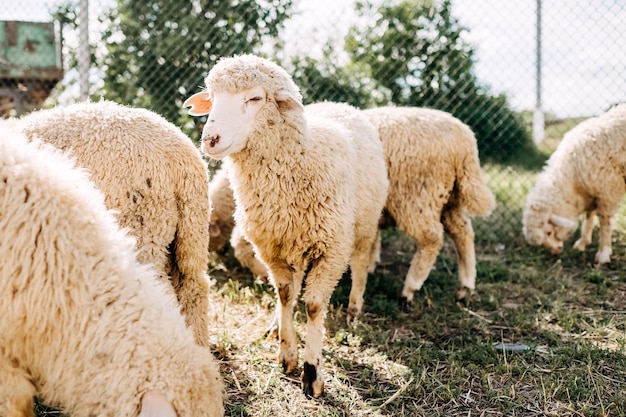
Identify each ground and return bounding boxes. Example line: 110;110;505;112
205;226;626;417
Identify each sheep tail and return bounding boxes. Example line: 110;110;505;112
457;154;496;217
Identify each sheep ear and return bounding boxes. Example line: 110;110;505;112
183;91;212;116
275;89;304;113
549;214;577;229
138;391;177;417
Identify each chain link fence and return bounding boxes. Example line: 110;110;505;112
1;0;625;243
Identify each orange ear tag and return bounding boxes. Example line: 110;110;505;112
183;91;213;116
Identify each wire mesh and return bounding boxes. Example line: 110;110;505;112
1;0;625;243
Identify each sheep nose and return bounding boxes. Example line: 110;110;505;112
549;244;563;255
202;134;221;148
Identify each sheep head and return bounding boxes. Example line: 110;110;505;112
183;54;304;160
523;202;578;254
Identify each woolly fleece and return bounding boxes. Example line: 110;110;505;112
17;101;212;346
199;55;388;397
0;128;223;417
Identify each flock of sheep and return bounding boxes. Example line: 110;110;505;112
1;53;625;416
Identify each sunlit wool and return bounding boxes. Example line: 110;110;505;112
0;128;223;417
16;101;212;346
364;106;496;302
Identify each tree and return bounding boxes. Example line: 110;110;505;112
287;44;372;109
97;0;293;124
346;0;534;164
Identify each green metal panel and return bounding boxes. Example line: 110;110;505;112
0;20;63;81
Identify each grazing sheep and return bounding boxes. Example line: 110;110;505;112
0;127;224;417
523;104;626;264
230;221;271;282
208;167;237;253
208;167;269;282
184;54;388;398
363;106;496;303
16;101;212;347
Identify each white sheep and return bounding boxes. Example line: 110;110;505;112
363;106;496;302
16;101;213;347
0;127;224;417
184;54;388;398
523;103;626;264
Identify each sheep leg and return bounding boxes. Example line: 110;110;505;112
595;213;613;265
0;354;36;417
270;264;303;375
172;269;211;347
347;229;380;323
301;255;346;398
401;223;444;302
573;210;595;251
442;209;476;301
367;230;381;273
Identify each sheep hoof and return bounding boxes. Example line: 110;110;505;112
398;288;415;309
456;286;474;301
345;306;360;325
301;362;324;398
397;295;411;311
281;358;297;375
573;239;588;251
265;318;278;339
595;251;611;265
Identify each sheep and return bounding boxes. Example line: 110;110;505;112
0;127;224;417
363;106;496;303
16;100;212;347
523;103;626;264
184;54;388;398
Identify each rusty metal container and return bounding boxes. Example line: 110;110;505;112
0;20;63;116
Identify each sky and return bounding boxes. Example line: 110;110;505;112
1;0;624;118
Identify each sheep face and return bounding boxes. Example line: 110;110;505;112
185;85;304;160
196;86;266;159
523;205;577;254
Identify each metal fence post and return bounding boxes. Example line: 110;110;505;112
78;0;89;101
533;0;544;146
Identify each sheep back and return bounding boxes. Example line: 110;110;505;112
364;106;495;226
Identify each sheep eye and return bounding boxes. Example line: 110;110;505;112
247;96;263;102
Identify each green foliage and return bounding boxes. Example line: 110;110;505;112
288;47;372;108
345;0;536;165
97;0;293;123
